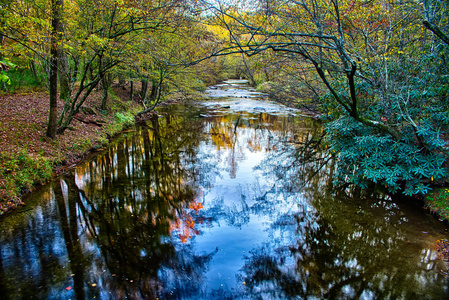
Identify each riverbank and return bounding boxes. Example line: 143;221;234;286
2;79;447;298
2;81;449;224
0;85;141;216
258;84;449;224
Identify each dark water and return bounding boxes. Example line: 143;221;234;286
1;81;449;299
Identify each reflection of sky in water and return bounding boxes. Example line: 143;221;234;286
1;81;449;299
189;124;306;291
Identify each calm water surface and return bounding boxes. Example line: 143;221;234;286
1;80;449;299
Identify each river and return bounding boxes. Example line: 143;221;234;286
0;80;448;299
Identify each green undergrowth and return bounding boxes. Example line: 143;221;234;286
1;66;46;93
106;93;141;135
426;188;449;222
0;151;52;209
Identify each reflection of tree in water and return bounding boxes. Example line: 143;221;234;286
247;117;329;220
208;114;244;179
238;124;449;299
2;105;448;299
200;112;310;226
255;117;329;194
207;112;295;180
64;112;219;298
0;187;73;299
239;198;449;299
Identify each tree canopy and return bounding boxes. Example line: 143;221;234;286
198;0;449;195
1;0;448;195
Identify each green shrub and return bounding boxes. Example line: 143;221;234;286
115;112;134;127
320;52;449;197
0;59;16;90
325;116;448;196
7;65;46;90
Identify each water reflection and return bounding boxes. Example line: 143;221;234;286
0;97;449;299
70;112;217;299
239;126;449;298
239;195;449;299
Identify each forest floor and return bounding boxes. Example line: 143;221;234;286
0;84;141;215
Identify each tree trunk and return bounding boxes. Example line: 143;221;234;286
149;77;159;102
136;78;162;116
241;53;256;86
118;74;126;87
0;33;3;61
58;0;70;102
100;65;110;111
100;79;109;111
29;59;39;82
130;80;134;100
59;52;70;102
140;79;149;106
46;0;62;139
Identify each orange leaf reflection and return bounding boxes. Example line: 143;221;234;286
170;200;204;243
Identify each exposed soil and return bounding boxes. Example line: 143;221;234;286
0;85;141;214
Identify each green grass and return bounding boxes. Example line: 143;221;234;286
67;138;93;153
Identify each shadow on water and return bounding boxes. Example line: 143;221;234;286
1;82;449;299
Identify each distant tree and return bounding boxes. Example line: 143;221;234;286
202;0;449;195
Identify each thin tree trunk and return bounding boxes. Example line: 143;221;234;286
99;57;111;111
101;82;109;110
118;74;126;87
100;74;110;110
29;59;38;82
241;53;255;86
136;77;162;116
0;33;4;61
140;79;149;107
58;0;69;102
57;56;118;134
149;77;159;102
